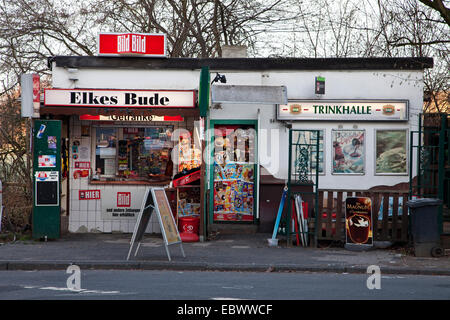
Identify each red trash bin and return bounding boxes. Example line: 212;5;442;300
178;216;200;242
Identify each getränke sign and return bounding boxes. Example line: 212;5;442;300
44;89;195;108
97;32;166;57
277;100;408;121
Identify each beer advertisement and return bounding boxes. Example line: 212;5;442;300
345;197;373;246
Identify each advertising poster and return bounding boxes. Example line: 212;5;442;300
212;125;255;222
332;130;365;174
102;189;146;220
38;155;56;168
47;136;57;149
345;197;373;246
153;189;180;244
375;130;407;174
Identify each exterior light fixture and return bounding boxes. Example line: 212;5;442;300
211;73;227;85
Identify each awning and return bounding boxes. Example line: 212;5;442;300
40;105;199;117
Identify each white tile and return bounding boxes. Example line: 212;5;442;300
95;210;102;223
80;200;88;212
73;178;81;190
87;221;96;232
87;210;96;222
112;221;121;232
71;199;80;211
79;178;88;189
103;221;112;233
95;221;104;232
86;199;94;211
120;220;129;232
69;211;79;223
79;210;88;223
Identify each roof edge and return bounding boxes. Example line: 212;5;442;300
47;56;434;71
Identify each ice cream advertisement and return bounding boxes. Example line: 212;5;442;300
345;197;373;246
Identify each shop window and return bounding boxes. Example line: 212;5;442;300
94;126;174;180
95;127;117;176
178;131;202;172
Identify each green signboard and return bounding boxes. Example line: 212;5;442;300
32;119;61;239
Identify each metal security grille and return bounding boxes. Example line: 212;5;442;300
287;129;320;246
410;113;449;235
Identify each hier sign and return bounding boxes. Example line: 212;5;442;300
98;32;166;57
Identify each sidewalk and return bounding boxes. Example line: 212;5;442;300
0;233;448;275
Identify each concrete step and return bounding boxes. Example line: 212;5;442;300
208;224;258;235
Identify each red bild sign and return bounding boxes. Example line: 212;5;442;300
117;192;131;207
98;33;166;57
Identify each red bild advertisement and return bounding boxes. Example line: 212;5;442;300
98;33;166;57
117;192;131;207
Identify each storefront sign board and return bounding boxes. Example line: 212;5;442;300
45;89;195;109
211;85;287;105
98;32;166;57
79;114;184;122
277;100;408;121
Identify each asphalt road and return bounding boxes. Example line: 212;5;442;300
0;270;449;301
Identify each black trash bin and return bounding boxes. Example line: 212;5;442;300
406;198;443;257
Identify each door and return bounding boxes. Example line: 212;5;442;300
210;120;257;223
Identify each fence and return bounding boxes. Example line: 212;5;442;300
312;189;409;243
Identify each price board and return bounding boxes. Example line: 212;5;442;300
127;187;185;261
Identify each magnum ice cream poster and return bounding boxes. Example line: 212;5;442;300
345;197;373;246
332;130;365;174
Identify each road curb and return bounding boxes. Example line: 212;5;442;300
1;260;449;275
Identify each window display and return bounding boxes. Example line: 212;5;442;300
94;126;174;180
95;128;117;176
375;129;407;174
178;132;202;172
332;129;365;174
177;186;201;217
212;125;256;222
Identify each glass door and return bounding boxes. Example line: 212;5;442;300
210;121;257;222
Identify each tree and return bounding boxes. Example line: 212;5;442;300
91;0;295;57
376;0;449;113
418;0;450;26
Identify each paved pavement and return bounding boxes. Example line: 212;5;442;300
0;233;448;275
